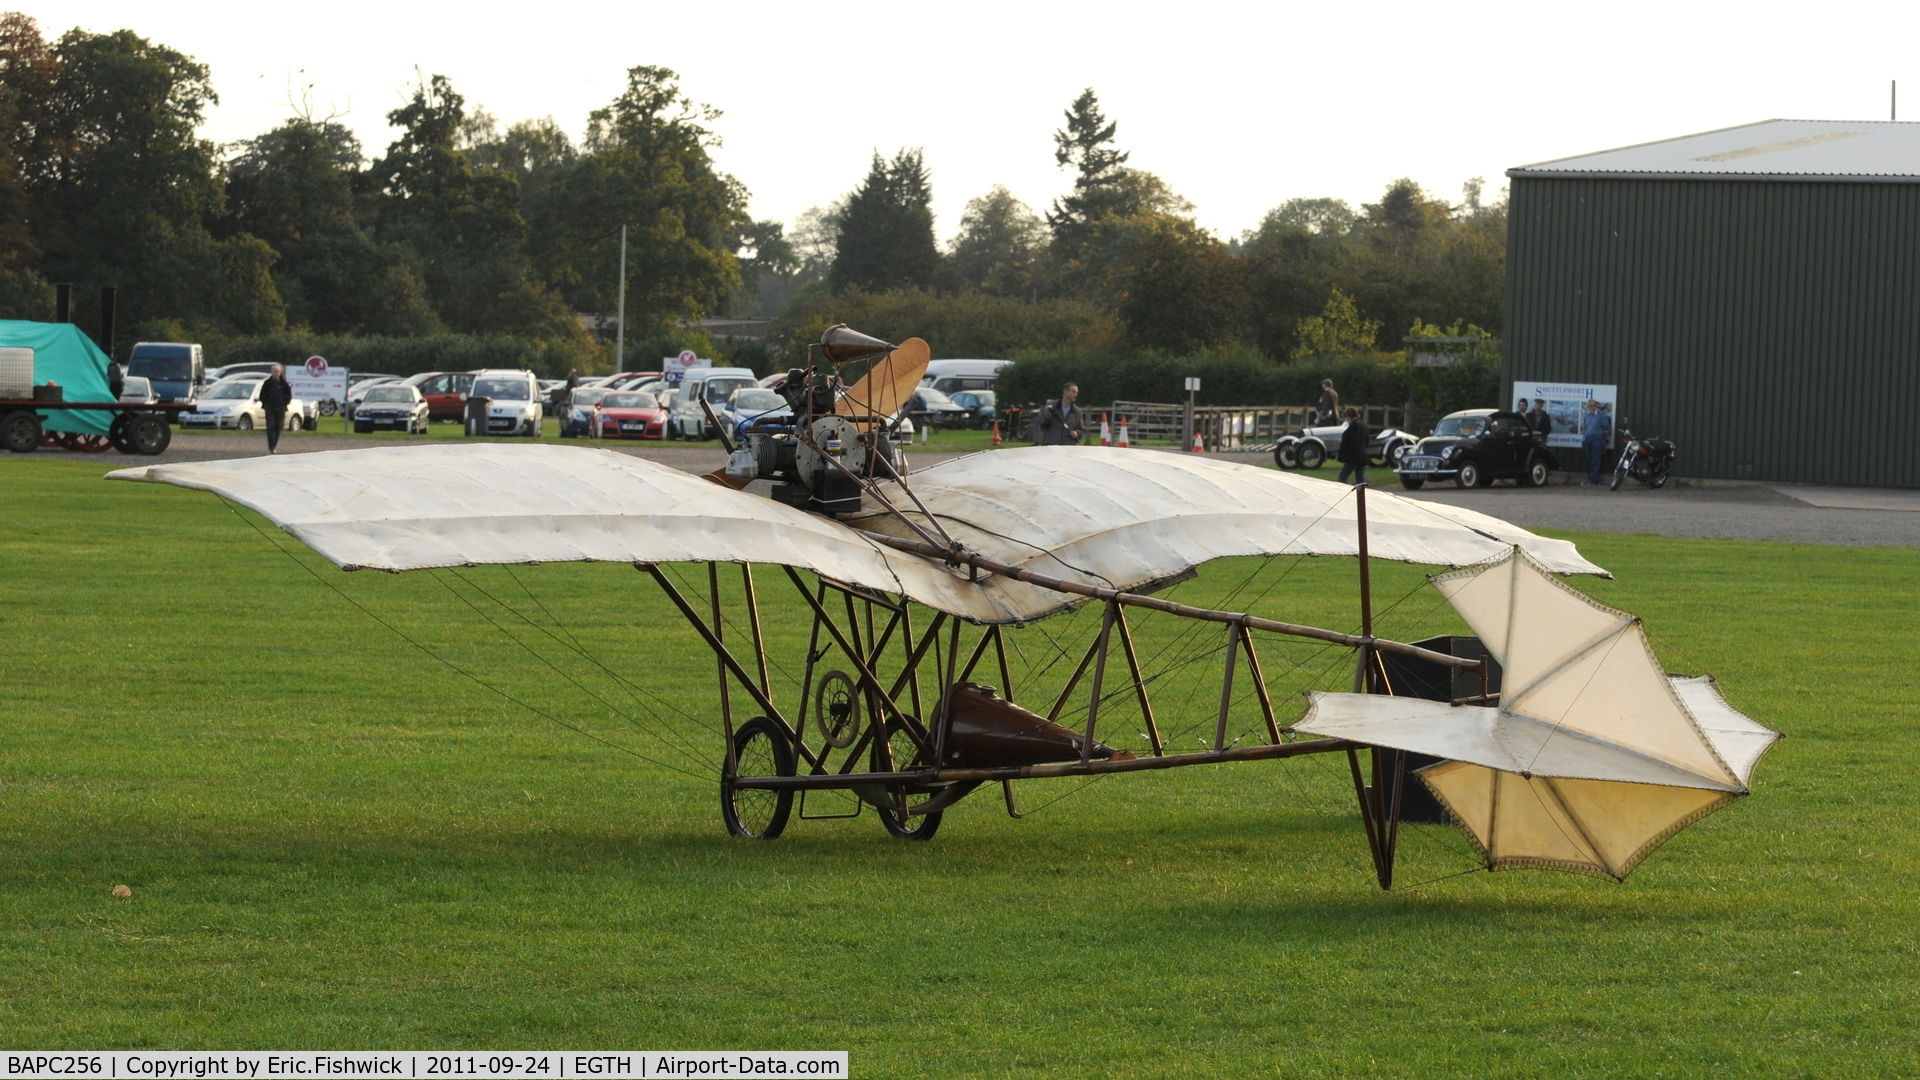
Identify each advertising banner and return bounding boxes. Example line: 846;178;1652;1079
289;355;349;412
661;350;709;384
1511;379;1615;449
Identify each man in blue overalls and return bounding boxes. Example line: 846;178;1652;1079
1581;399;1609;484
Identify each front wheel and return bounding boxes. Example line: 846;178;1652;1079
109;413;134;453
874;715;943;841
1273;441;1299;469
1609;461;1627;491
720;716;796;840
1399;475;1425;490
128;413;171;455
1455;460;1484;489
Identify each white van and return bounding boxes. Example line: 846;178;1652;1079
669;366;759;440
919;358;1010;396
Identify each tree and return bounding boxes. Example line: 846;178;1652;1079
224;119;438;335
468;116;577;204
1092;214;1245;352
1294;288;1381;359
1248;197;1356;240
528;65;748;337
1047;88;1131;252
10;22;284;347
829;148;939;293
1360;177;1448;257
371;74;570;336
939;184;1044;296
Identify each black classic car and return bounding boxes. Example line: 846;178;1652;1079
1394;409;1559;489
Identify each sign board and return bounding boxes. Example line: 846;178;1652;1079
1184;377;1202;392
662;350;709;385
1512;379;1615;449
287;355;349;410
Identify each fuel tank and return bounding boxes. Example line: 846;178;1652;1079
940;682;1122;769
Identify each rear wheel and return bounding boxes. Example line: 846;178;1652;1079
238;414;254;432
874;715;943;841
1521;456;1551;488
1648;465;1671;489
720;716;795;840
1455;460;1484;489
108;413;134;453
128;413;171;455
1295;440;1326;470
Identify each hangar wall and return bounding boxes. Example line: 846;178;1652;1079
1502;176;1920;488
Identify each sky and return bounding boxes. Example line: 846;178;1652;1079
21;0;1920;243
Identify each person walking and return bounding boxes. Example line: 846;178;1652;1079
1038;382;1085;445
260;363;293;454
1316;379;1340;425
1335;406;1369;485
1580;398;1608;484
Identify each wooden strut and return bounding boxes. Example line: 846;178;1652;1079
782;565;937;765
732;737;1358;789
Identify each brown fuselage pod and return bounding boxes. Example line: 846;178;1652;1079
942;683;1120;769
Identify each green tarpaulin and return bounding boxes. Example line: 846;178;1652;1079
0;320;114;434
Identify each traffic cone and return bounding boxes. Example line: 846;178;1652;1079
1099;413;1112;447
1117;417;1131;448
1192;430;1205;453
990;420;1002;446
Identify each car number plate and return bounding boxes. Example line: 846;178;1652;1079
1403;456;1440;470
621;422;643;431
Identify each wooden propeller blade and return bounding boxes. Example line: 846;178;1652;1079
836;337;930;424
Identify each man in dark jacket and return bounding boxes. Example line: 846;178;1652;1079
1038;382;1084;445
259;363;293;454
106;359;125;401
1316;379;1340;425
1529;398;1553;439
1335;406;1369;484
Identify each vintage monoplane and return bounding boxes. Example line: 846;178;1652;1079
109;327;1780;888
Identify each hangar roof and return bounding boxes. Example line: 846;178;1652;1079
1510;119;1920;182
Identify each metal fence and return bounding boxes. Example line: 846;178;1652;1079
1098;402;1412;451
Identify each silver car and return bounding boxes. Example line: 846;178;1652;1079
352;384;431;434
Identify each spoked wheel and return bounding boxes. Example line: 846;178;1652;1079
720;716;796;840
1273;441;1299;469
1609;461;1627;491
63;433;112;453
1295;440;1326;470
814;669;860;749
873;715;943;841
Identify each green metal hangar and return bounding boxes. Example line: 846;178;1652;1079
1503;119;1920;487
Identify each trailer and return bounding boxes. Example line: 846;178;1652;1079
0;399;184;454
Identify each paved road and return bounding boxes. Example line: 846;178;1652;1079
35;435;1920;548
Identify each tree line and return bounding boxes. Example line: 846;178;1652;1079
0;12;1505;387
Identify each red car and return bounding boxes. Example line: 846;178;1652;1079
403;371;477;421
595;390;668;439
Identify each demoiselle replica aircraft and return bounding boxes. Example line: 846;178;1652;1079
109;326;1780;888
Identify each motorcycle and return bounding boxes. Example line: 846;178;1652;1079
1609;429;1676;491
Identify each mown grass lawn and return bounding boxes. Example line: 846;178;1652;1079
1;457;1914;1076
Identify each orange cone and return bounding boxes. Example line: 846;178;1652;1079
1099;413;1112;447
1117;417;1131;448
990;420;1001;445
1192;431;1205;453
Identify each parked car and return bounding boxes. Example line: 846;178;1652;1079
118;376;158;405
179;376;273;430
403;371;477;421
918;358;1010;396
559;387;612;437
342;376;403;420
907;386;971;430
721;387;793;439
352;384;431;434
948;389;997;429
593;390;669;439
127;342;204;403
1274;420;1415;470
1394;409;1560;489
668;367;758;440
607;370;663;391
469;369;544;436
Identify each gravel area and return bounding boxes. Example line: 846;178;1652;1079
38;435;1920;548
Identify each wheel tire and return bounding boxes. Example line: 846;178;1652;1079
1609;463;1627;492
1522;456;1551;488
1295;440;1326;470
109;413;134;453
318;399;338;417
1455;460;1483;489
1399;476;1425;490
720;716;796;840
3;410;42;453
873;715;943;841
128;413;171;455
1648;467;1671;490
1273;441;1299;469
238;414;254;432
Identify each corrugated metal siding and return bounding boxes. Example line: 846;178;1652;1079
1504;177;1920;487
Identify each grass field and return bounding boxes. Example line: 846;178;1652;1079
1;457;1915;1076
